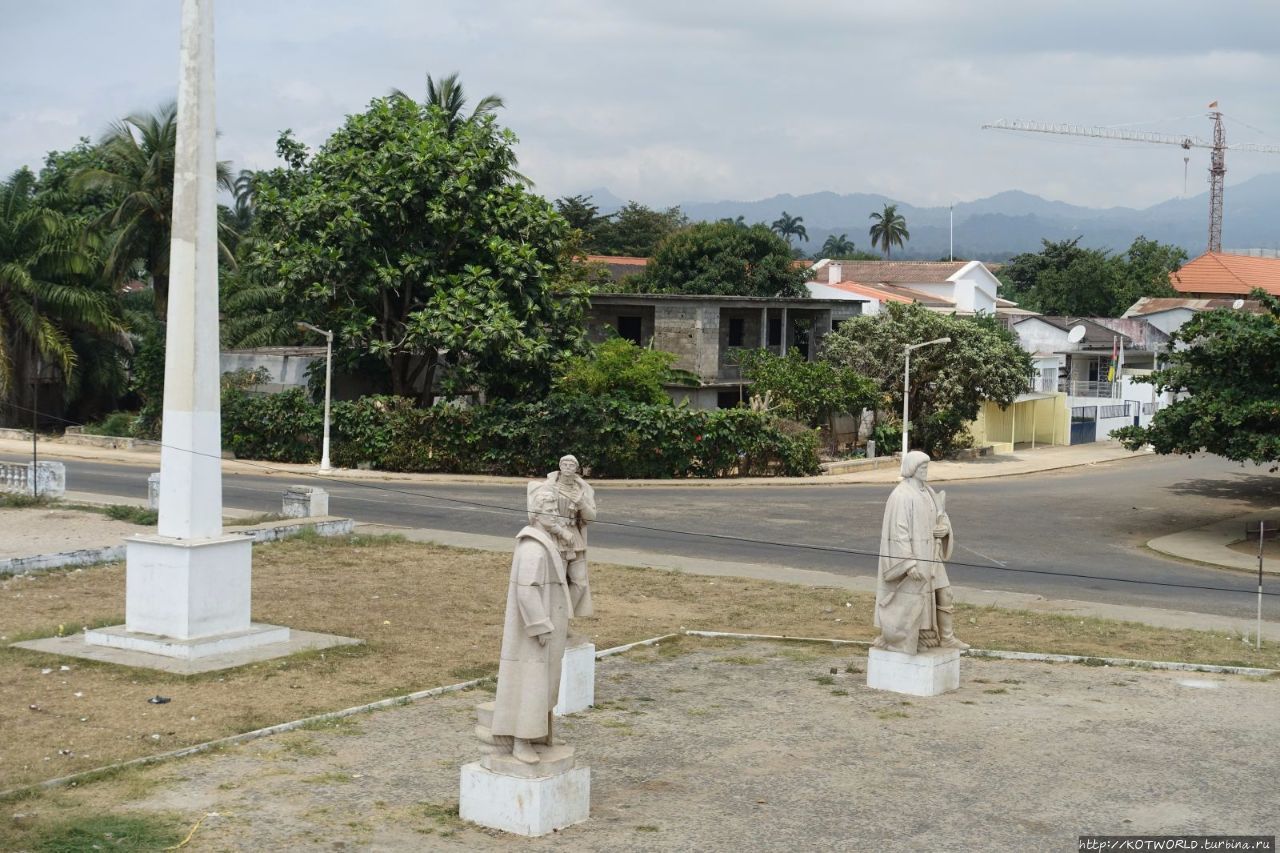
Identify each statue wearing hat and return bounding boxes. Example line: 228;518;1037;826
487;457;595;765
872;450;969;654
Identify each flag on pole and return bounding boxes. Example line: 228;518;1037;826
1106;336;1118;382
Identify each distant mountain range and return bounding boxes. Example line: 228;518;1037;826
576;174;1280;261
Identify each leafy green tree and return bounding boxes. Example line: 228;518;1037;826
998;236;1183;317
738;347;876;447
630;221;807;297
868;203;910;258
719;215;748;229
820;233;855;257
74;103;235;315
823;302;1032;456
247;96;588;403
591;201;686;256
770;211;808;248
1115;289;1280;468
0;168;124;425
555;194;604;234
553;337;697;405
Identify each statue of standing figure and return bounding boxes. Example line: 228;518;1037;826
487;457;595;765
872;450;970;654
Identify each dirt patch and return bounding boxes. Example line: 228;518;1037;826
0;508;140;560
3;639;1276;851
2;533;1278;794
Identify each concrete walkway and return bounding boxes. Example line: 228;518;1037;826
1;436;1153;487
1149;506;1280;574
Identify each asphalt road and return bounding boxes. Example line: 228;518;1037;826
7;452;1279;620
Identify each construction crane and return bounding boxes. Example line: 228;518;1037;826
983;105;1280;253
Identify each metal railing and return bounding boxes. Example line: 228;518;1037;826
1060;379;1118;398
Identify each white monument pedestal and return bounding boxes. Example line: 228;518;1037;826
554;641;595;716
85;533;289;659
867;646;960;697
460;746;590;836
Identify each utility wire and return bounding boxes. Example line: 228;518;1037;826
4;400;1276;599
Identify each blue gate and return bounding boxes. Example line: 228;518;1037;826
1070;406;1097;445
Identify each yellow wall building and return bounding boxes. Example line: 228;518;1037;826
969;393;1068;453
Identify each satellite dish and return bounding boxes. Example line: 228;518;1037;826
1067;325;1086;343
1232;298;1245;309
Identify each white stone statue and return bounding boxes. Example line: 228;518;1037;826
488;480;585;764
872;450;969;654
542;455;596;617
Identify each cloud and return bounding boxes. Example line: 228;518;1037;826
2;1;1278;211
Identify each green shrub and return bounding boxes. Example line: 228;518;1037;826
221;389;819;478
82;411;137;437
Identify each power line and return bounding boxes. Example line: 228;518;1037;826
3;400;1276;600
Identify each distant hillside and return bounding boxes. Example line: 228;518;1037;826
578;174;1280;260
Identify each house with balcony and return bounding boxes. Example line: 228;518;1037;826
585;293;864;409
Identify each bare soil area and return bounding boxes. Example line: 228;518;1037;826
3;638;1276;851
2;529;1277;799
0;507;139;560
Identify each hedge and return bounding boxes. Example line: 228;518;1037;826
219;389;820;478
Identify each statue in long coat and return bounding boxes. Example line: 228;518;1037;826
489;483;580;764
872;450;970;654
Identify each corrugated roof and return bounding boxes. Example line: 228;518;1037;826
821;261;970;284
1123;295;1264;316
1170;252;1280;296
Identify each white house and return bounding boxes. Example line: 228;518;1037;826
805;259;1008;316
1122;296;1264;337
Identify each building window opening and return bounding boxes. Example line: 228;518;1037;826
616;315;642;345
768;318;783;347
728;317;745;347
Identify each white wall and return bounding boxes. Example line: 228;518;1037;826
1139;308;1197;337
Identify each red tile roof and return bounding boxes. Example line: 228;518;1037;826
822;281;916;304
1170;252;1280;296
584;255;647;266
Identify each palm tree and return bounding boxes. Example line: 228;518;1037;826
0;169;123;421
719;215;748;229
868;204;910;258
391;72;504;135
74;103;235;315
821;233;858;257
770;211;808;247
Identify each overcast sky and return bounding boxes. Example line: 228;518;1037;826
4;1;1279;210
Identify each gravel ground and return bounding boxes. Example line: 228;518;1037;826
0;508;137;560
55;637;1280;852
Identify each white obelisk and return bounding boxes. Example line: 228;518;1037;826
87;0;288;658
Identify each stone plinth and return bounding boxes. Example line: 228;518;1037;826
554;641;595;716
460;745;589;836
282;485;329;518
147;472;161;510
866;646;960;697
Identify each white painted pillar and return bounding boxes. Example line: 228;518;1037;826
157;0;223;542
86;0;288;659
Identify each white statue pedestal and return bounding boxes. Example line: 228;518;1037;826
460;745;590;836
554;641;595;716
866;646;960;697
85;533;289;659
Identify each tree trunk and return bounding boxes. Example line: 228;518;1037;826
152;274;169;319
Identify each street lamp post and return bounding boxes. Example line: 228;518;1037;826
297;322;334;472
902;337;952;457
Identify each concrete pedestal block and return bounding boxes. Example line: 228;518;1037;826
117;534;262;637
867;646;960;696
147;472;161;510
460;756;590;836
281;485;328;518
554;641;595;716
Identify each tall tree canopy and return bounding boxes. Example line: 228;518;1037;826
74;103;235;315
868;203;910;258
770;211;808;247
629;221;807;297
0;168;123;425
823;302;1031;456
245;96;588;402
1115;290;1280;468
997;236;1183;317
587;201;686;257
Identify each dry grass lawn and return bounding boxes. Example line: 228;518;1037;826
2;531;1278;793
